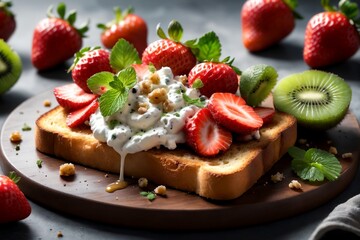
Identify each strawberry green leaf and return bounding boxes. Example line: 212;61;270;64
87;71;114;95
67;10;77;26
168;20;183;42
57;2;66;19
110;39;141;72
187;31;221;62
8;171;20;184
339;0;359;21
156;23;167;39
192;79;204;89
289;147;342;182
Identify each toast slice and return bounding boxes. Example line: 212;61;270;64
35;106;297;200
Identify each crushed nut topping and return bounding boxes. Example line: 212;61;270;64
138;177;148;188
43;100;51;107
10;131;22;142
289;180;302;190
148;88;168;104
154;185;167;195
149;72;160;84
59;163;76;177
137;102;149;114
329;146;338;155
162;99;175;113
271;172;285;183
140;80;152;94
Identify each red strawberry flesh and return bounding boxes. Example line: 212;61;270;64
208;93;263;134
253;107;275;124
66;99;99;128
184;108;232;157
54;83;97;111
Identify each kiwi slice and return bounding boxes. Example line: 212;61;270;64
240;64;278;107
273;70;352;130
0;39;22;95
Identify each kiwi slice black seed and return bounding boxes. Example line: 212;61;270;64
273;70;352;130
240;64;278;107
0;39;22;95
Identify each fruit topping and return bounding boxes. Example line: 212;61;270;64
239;64;277;107
54;83;97;111
207;92;263;134
31;2;89;70
142;20;197;76
69;46;114;93
0;0;16;41
273;70;352;130
184;108;232;157
66;99;99;128
253;107;275;125
98;6;148;56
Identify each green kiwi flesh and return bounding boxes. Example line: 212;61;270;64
240;64;278;107
0;39;22;94
273;70;351;130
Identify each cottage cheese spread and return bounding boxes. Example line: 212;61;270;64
89;67;202;187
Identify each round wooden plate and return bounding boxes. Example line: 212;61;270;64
1;91;359;230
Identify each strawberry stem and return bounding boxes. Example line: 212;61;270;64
0;0;13;16
282;0;303;19
8;171;20;184
168;20;183;42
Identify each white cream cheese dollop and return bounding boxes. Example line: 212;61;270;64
90;66;201;157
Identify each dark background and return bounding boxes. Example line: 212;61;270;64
0;0;360;239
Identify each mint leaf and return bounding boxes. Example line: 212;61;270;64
98;67;137;117
110;39;141;72
187;31;221;62
87;71;114;95
290;147;342;182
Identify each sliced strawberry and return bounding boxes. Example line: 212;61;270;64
184;108;232;157
66;99;99;128
54;83;97;111
253;107;275;124
207;93;263;134
132;63;150;80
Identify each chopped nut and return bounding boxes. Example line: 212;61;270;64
163;99;175;113
148;88;168;104
140;80;152;94
57;231;63;238
154;185;167;195
149;72;160;84
43;100;51;107
288;180;302;190
342;152;353;159
329;146;338;155
176;75;188;85
298;138;307;144
138;177;148;188
137;102;149;114
271;172;285;183
10;131;22;142
59;163;75;177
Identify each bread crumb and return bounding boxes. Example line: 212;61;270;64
154;185;166;195
59;163;75;177
10;131;22;142
271;172;285;183
138;177;148;188
342;152;353;159
57;231;63;238
298;138;307;144
289;180;302;190
43;100;51;107
329;146;338;155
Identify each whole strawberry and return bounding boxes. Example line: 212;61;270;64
0;172;31;223
304;0;360;68
98;7;148;56
241;0;302;52
142;20;197;76
31;3;88;71
187;31;241;98
69;47;114;93
0;0;15;41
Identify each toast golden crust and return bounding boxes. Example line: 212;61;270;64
35;106;297;200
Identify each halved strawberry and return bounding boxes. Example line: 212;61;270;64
207;93;263;134
253;107;275;124
66;99;99;128
54;83;97;111
184;108;232;157
132;63;151;80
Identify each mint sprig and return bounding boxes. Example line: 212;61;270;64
110;39;141;72
288;146;342;182
88;67;136;117
182;94;206;108
186;31;221;62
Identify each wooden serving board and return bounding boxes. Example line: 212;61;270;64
1;91;359;230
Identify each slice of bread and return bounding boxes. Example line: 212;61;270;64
35;106;297;200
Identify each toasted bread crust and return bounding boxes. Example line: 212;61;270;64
35;106;297;200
